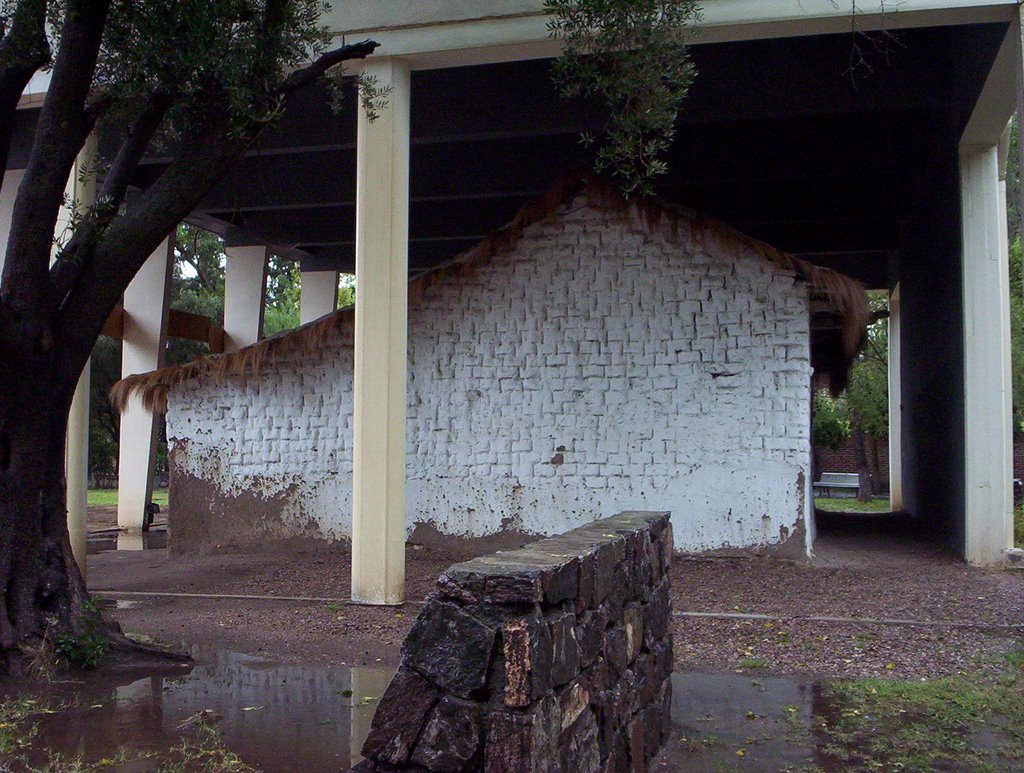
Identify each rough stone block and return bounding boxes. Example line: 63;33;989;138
623;604;644;665
627;715;646;773
410;695;482;772
644;578;671;644
660;523;673;570
403;601;496;697
559;678;591;732
361;665;439;765
576;605;609;668
549;612;581;687
603;625;629;679
558;704;602;773
485;697;559;773
502;611;552;707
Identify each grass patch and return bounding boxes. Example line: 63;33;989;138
814;497;890;513
816;650;1024;771
0;697;41;758
87;488;169;508
1015;504;1023;548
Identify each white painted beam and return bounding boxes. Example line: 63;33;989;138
960;145;1014;565
300;270;339;324
961;19;1020;152
329;0;1016;71
117;238;173;532
224;246;268;351
351;57;410;605
888;283;902;512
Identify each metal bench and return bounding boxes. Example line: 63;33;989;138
814;472;860;498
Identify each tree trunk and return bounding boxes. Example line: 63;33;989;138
852;426;873;502
0;367;91;673
870;435;882;496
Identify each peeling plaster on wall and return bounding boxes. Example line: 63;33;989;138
166;198;813;553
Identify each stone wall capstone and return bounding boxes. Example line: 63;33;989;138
353;511;674;773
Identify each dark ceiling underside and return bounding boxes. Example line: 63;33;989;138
15;22;1008;289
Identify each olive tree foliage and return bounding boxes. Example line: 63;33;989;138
545;0;701;196
0;0;377;669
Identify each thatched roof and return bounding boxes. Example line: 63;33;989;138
112;173;869;414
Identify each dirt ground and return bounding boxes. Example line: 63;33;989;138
87;511;1024;681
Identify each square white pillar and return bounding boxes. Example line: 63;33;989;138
224;246;268;351
300;269;339;324
117;237;173;531
960;145;1014;565
887;283;902;512
351;57;410;605
0;168;24;273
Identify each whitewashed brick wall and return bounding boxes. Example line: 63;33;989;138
167;198;813;553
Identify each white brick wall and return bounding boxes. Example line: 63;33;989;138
167;198;813;553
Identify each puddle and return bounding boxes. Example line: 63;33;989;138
3;657;1017;771
87;530;168;555
2;648;390;772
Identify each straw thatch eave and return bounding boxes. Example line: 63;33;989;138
112;173;869;414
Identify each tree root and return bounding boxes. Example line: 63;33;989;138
104;623;192;663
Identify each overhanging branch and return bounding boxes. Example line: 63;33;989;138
280;39;379;96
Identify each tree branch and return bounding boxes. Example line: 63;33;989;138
1;0;110;320
0;0;50;189
280;39;379;96
50;89;174;302
53;36;380;391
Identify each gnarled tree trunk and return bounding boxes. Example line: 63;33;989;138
0;328;90;673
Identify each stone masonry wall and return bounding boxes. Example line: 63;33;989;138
354;511;673;773
166;195;812;553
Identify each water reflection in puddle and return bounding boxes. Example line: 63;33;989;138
8;648;390;772
8;654;843;772
86;530;168;555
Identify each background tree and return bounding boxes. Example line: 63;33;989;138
0;0;377;671
846;292;889;499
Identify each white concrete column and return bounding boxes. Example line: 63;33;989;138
887;283;902;512
64;136;97;571
300;270;339;324
67;343;90;568
117;237;173;531
961;145;1014;565
0;168;24;272
224;246;268;351
352;57;410;605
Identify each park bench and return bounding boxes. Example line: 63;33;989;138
814;472;860;498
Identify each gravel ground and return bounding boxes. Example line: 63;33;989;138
89;525;1024;679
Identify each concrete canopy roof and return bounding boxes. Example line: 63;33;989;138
8;19;1007;291
160;22;1006;291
